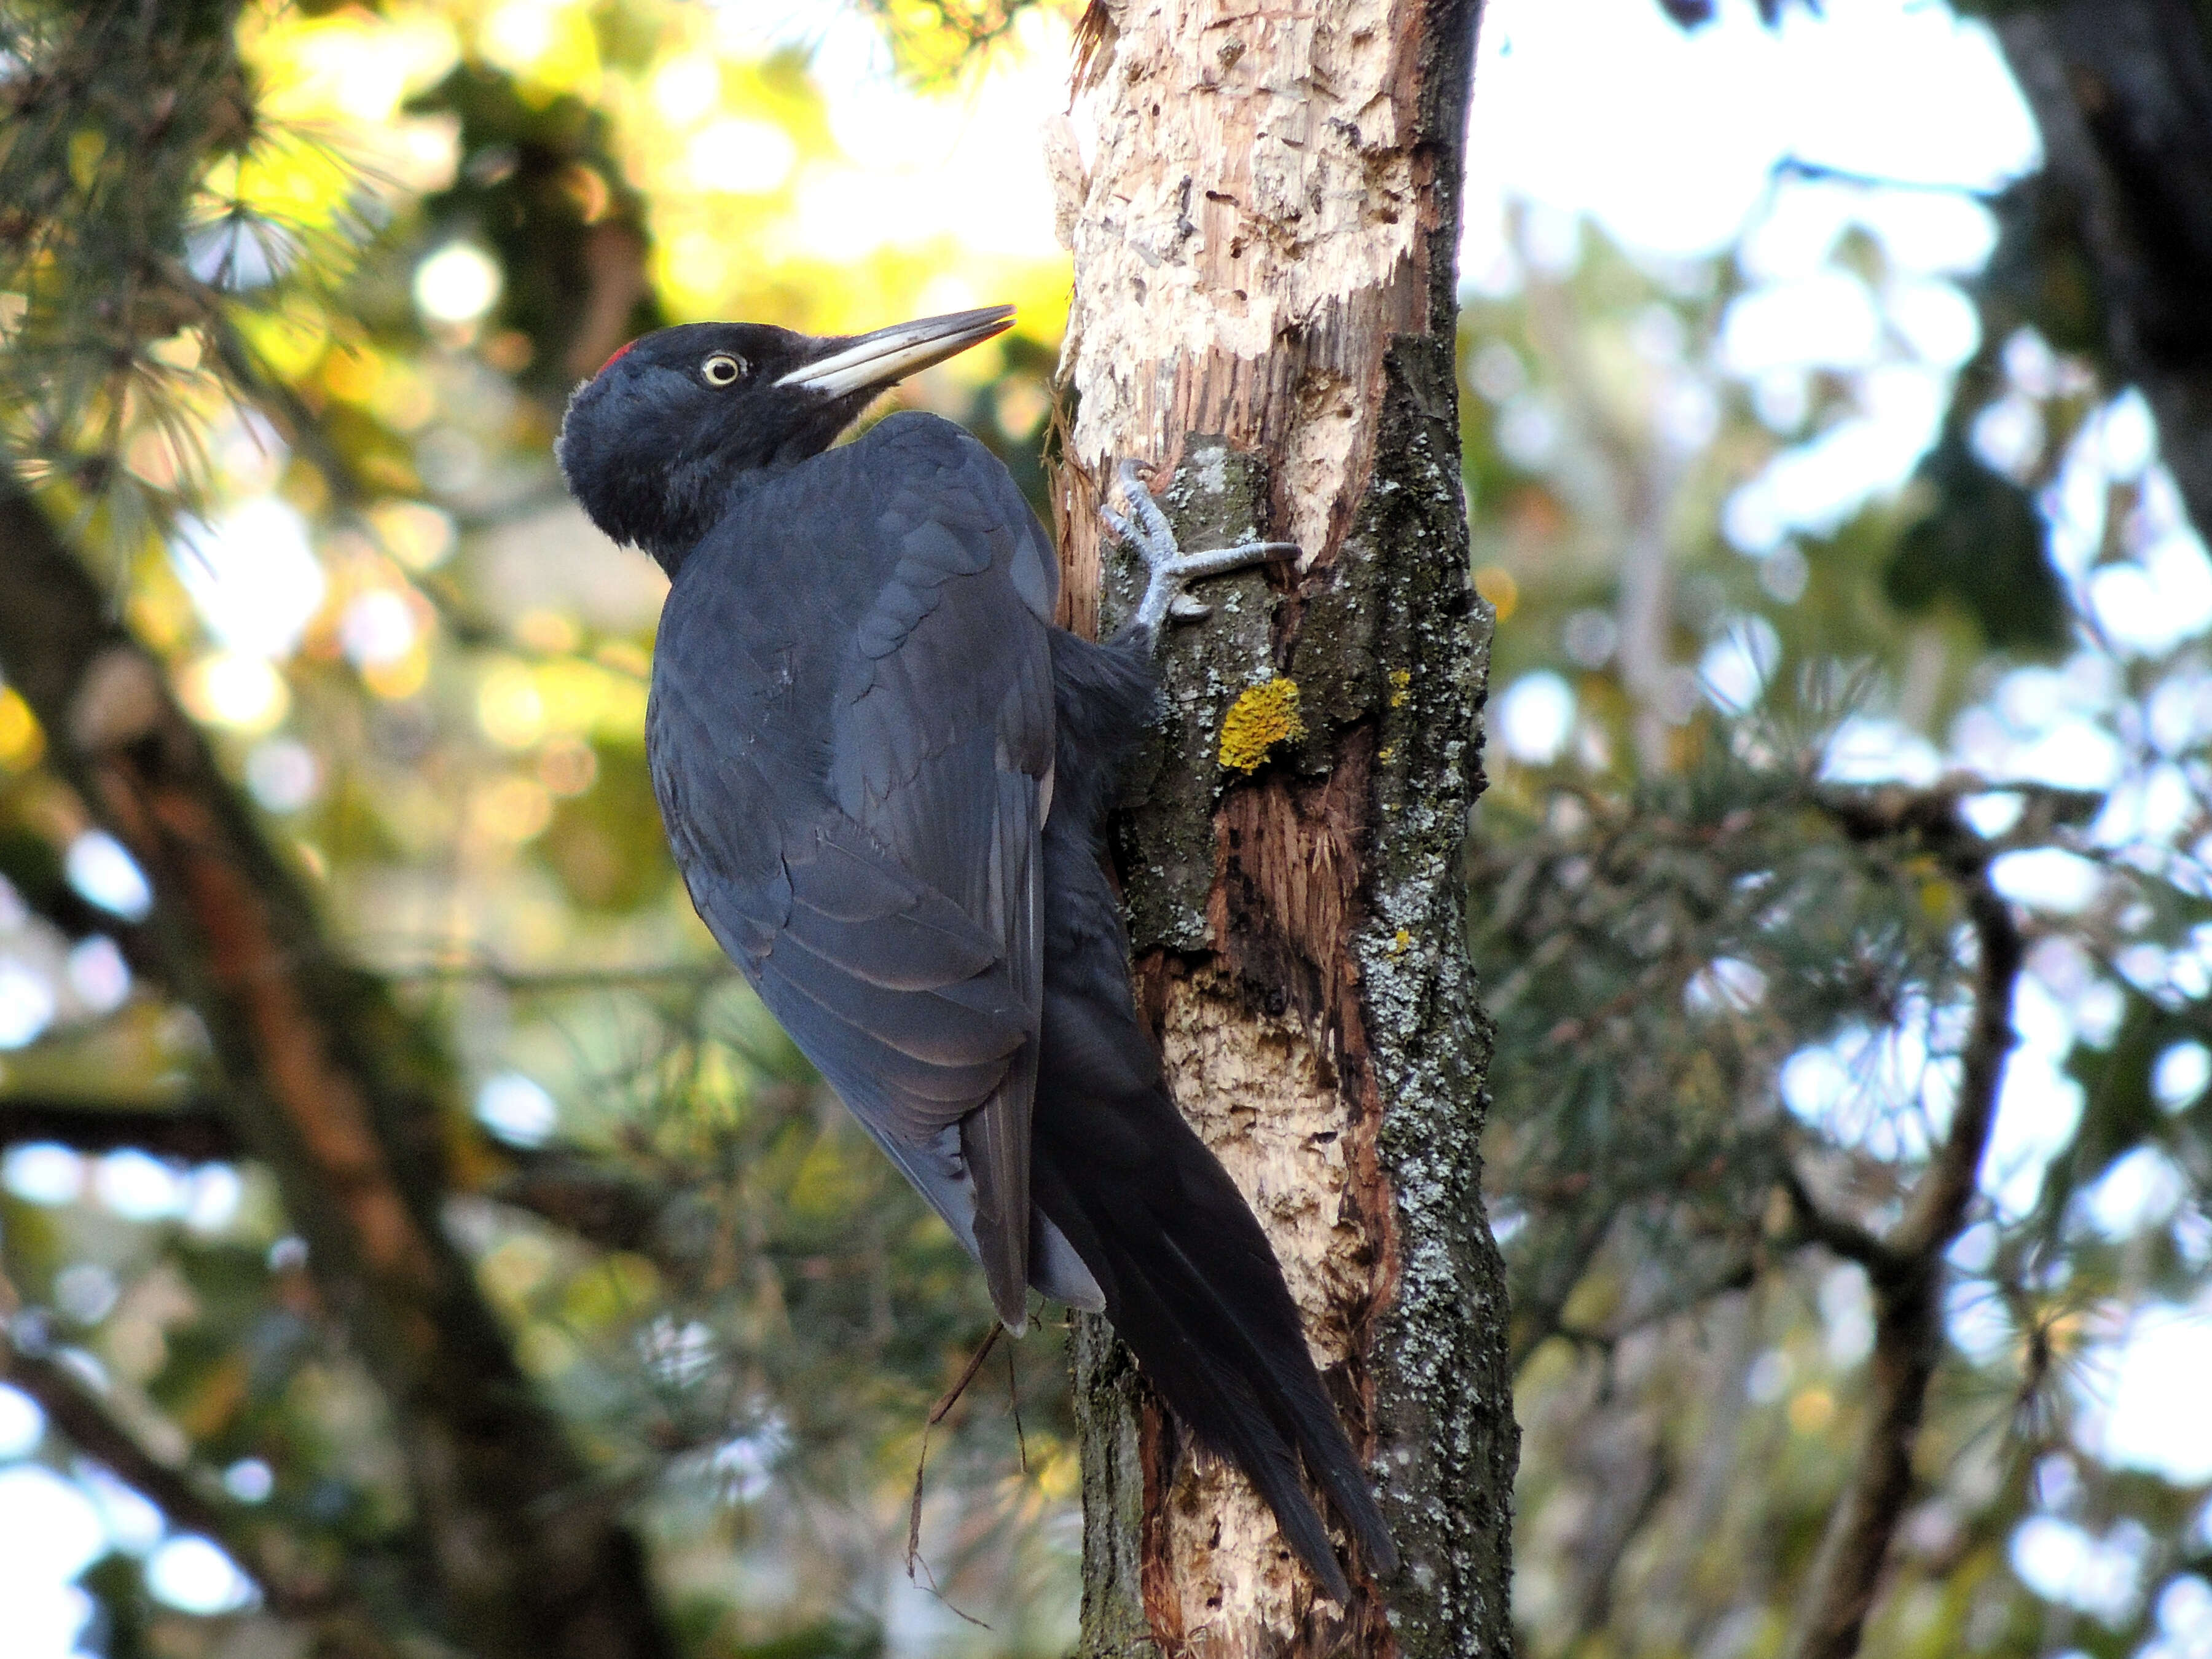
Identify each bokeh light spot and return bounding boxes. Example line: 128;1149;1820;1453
179;651;291;734
340;589;420;668
172;499;326;659
0;960;57;1049
0;1385;44;1457
1496;672;1575;764
95;1151;186;1221
146;1534;257;1615
66;830;152;922
414;241;503;324
246;738;322;814
2;1144;81;1206
66;936;131;1015
223;1459;274;1504
477;1072;557;1146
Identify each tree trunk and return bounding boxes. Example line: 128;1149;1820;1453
1048;2;1515;1654
1994;0;2212;539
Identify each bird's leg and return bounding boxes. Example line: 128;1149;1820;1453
1100;459;1299;641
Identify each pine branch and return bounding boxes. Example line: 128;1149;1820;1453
382;957;729;992
488;1151;667;1255
1776;1161;1905;1279
1558;1440;1674;1653
1510;1201;1624;1373
1813;779;2101;860
1771;155;2001;198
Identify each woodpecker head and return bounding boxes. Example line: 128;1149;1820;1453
556;305;1014;570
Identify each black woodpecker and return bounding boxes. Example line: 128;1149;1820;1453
556;305;1395;1600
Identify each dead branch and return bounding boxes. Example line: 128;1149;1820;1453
906;1324;1003;1596
0;1094;239;1159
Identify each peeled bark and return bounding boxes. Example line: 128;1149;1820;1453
1049;2;1515;1653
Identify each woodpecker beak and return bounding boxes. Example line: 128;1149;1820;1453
776;305;1015;398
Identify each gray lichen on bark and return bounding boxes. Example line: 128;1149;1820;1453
1351;337;1515;1654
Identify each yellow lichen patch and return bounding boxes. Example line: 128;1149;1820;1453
1217;678;1304;773
1389;667;1411;708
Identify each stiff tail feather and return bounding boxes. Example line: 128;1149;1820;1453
1033;1087;1396;1603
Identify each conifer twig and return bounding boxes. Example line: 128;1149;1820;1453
903;1324;1003;1632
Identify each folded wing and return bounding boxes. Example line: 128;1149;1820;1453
650;415;1078;1327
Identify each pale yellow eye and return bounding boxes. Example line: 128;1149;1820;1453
702;353;745;386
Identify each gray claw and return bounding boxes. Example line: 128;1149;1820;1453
1102;460;1303;642
1116;459;1179;558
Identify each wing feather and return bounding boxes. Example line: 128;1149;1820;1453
649;415;1063;1328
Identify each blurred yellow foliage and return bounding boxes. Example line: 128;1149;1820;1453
1475;563;1520;619
0;688;45;772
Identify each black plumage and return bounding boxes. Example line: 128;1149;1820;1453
556;307;1395;1599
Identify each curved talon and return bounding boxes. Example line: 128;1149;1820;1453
1116;460;1177;557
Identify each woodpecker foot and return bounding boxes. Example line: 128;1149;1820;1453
1100;459;1298;639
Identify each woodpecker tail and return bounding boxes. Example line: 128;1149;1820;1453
1030;1046;1397;1604
1031;627;1396;1601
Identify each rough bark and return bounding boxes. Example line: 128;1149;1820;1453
1051;2;1514;1654
0;489;672;1659
1994;0;2212;538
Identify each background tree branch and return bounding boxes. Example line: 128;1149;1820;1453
0;485;672;1659
1784;804;2025;1659
0;1324;395;1647
0;1095;239;1160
